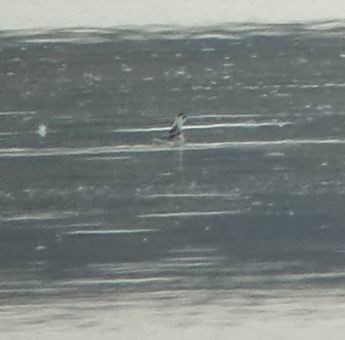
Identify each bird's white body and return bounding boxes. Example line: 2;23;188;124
175;114;186;130
37;124;47;138
152;113;187;145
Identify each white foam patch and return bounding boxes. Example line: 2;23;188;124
64;228;157;235
158;261;217;268
197;34;238;40
164;256;221;262
0;111;36;116
0;132;19;136
35;244;47;251
241;271;345;283
223;62;234;67
143;77;155;81
191;85;212;91
324;82;345;88
265;152;286;157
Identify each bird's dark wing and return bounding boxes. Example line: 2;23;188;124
167;123;181;140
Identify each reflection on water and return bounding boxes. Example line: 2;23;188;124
1;23;345;338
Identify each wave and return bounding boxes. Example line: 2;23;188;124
0;132;19;136
2;209;103;222
143;193;241;199
50;223;103;229
139;210;243;218
23;37;108;44
58;277;181;286
168;247;218;254
64;228;158;235
0;111;36;116
4;20;345;42
83;156;132;161
188;114;261;119
112;121;294;133
1;139;345;158
2;211;80;222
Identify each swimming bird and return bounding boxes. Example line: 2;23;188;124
167;112;187;141
37;124;47;138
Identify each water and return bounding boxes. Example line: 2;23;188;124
1;23;345;338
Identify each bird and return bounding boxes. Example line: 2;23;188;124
167;112;187;142
37;124;47;138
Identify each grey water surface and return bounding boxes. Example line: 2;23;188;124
1;23;345;339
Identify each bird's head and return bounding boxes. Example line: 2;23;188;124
177;112;187;124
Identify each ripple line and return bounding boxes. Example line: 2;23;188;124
140;210;242;218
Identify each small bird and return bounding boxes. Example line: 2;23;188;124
167;112;187;142
37;124;47;138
